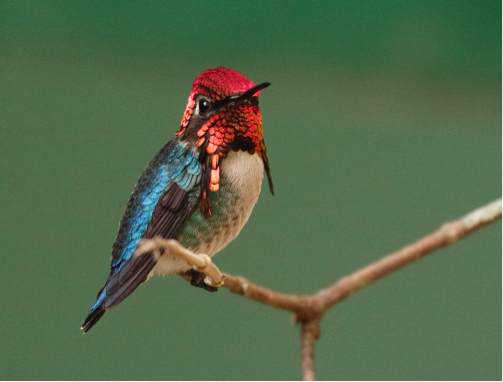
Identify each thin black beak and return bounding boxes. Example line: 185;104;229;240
231;82;271;103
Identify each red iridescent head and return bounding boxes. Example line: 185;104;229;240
178;67;263;133
176;67;273;214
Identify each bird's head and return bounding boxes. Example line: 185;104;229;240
176;67;273;196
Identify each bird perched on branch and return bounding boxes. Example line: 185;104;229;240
81;67;273;332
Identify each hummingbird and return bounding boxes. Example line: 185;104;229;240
81;67;273;332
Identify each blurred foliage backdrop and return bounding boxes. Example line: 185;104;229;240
0;1;501;380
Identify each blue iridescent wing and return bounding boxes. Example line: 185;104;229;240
81;140;201;332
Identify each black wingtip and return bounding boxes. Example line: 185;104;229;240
80;307;106;333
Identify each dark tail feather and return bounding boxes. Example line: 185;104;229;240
81;289;107;333
81;307;106;333
80;251;158;332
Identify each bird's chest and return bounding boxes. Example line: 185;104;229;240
155;150;264;274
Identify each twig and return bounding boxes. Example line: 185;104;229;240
136;199;501;380
222;199;502;315
300;316;322;381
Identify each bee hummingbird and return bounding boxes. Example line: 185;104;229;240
81;67;273;332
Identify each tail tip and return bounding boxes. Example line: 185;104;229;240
81;305;106;333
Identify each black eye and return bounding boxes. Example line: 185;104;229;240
198;100;211;114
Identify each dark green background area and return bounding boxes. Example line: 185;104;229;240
0;1;501;380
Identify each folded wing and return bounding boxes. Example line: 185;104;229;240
81;141;201;332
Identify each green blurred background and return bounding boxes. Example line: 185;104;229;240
0;1;501;380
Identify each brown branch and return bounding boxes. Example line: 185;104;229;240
300;316;322;381
137;198;501;380
222;198;501;379
222;199;502;315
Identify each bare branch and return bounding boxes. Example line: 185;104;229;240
223;199;502;317
224;198;501;380
314;198;503;311
300;316;322;381
222;275;311;312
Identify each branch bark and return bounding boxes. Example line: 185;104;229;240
136;198;501;380
300;316;322;381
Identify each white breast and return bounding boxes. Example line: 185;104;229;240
220;150;264;229
154;150;264;275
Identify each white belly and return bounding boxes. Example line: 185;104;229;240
154;150;264;275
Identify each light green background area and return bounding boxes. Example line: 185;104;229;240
0;1;501;380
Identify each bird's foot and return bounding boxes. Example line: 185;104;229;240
189;270;219;292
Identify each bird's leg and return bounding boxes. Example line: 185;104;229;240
188;270;219;292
